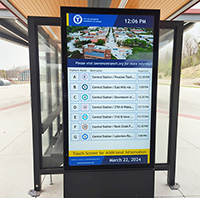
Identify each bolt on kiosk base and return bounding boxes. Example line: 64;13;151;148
28;190;41;197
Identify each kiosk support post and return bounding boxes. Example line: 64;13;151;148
28;16;42;192
167;22;183;188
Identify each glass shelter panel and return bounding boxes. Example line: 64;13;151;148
155;29;174;163
38;25;63;168
38;33;48;122
50;44;58;112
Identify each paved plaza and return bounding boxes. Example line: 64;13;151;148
0;84;200;197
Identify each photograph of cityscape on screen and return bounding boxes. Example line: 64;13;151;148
67;26;153;60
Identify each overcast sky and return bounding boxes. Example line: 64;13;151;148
192;2;200;9
186;22;200;38
0;39;29;70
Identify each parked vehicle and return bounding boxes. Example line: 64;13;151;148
0;79;11;86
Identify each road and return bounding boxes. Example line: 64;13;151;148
157;84;200;117
106;28;125;59
0;84;30;109
0;84;199;198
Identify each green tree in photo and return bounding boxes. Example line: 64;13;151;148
127;49;153;60
111;54;117;59
70;50;84;59
106;31;110;38
117;40;122;47
123;38;153;60
73;40;91;48
67;36;73;42
66;26;87;34
95;39;105;46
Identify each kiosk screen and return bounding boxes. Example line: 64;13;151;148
64;11;158;167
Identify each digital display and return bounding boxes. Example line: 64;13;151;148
65;12;157;167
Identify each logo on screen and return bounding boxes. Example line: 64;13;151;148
82;133;88;140
82;104;88;110
82;114;88;120
82;124;88;130
73;14;82;24
82;94;88;101
82;84;88;91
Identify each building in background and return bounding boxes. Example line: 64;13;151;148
83;44;111;59
17;69;30;81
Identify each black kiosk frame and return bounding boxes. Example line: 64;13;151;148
61;7;160;198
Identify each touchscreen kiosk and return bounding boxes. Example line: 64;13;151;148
61;7;159;198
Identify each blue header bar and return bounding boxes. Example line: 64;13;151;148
69;13;154;28
67;59;152;68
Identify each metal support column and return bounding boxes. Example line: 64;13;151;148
28;17;42;192
167;22;184;187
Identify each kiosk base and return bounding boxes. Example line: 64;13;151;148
64;169;154;198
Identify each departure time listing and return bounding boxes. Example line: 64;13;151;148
68;67;152;166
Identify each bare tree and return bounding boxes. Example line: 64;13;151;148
182;35;199;68
0;70;7;79
5;65;29;79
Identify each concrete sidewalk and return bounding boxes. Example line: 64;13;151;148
0;84;200;198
